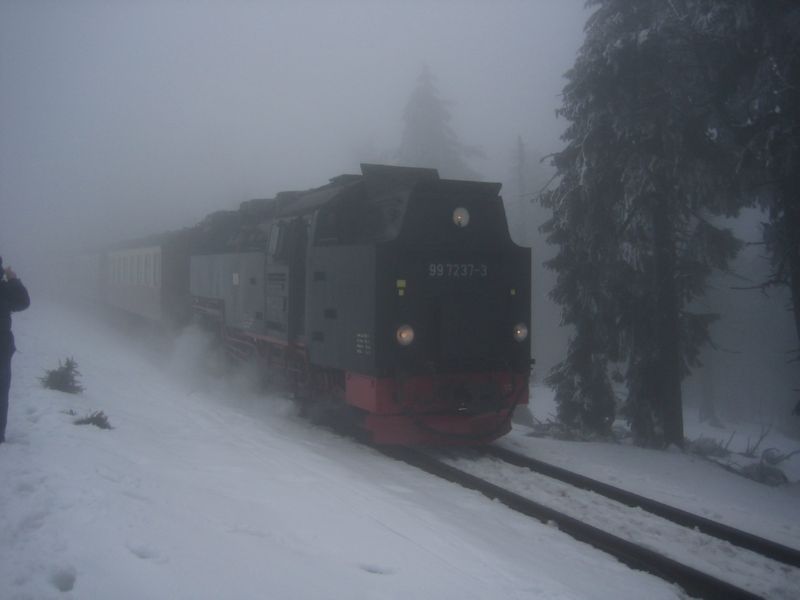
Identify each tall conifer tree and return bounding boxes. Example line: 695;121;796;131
397;66;480;180
543;0;743;446
728;2;800;360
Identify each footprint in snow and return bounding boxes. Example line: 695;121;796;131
50;565;77;592
359;564;394;575
16;475;46;495
16;509;49;535
126;542;169;564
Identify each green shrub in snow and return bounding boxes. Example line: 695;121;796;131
40;357;84;394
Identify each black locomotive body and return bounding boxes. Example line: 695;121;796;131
303;165;531;443
99;164;531;445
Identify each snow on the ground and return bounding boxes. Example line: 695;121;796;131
1;301;686;600
3;303;799;599
477;386;800;598
512;387;800;551
445;454;800;599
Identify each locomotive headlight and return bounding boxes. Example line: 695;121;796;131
396;324;415;346
513;322;529;342
452;207;470;228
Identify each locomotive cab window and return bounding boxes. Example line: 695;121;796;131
313;207;338;245
268;222;287;260
313;198;365;245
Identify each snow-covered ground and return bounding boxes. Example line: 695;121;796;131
515;390;800;550
1;301;798;599
446;446;800;598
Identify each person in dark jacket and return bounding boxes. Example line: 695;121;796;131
0;256;31;444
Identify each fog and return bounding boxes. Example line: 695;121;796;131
1;0;585;276
2;1;797;428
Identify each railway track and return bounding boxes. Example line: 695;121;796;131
379;445;783;600
486;444;800;569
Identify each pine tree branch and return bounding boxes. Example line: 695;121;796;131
730;277;784;292
527;171;561;204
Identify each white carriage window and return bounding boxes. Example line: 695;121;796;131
145;254;151;286
154;254;161;287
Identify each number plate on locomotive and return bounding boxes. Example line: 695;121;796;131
428;263;488;278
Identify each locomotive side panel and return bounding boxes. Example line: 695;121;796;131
190;252;267;334
306;246;376;373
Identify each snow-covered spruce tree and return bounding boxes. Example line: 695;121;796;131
540;129;626;437
542;0;744;447
727;2;800;361
397;66;481;180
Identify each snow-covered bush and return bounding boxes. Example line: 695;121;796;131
74;410;112;430
40;357;84;394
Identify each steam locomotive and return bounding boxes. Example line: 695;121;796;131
92;164;532;444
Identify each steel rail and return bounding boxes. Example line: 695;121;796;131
486;444;800;569
379;446;762;600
